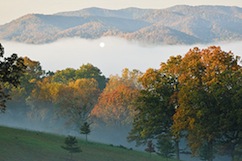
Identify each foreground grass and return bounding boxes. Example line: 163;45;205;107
0;126;177;161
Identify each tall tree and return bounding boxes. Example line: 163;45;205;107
0;43;26;112
172;46;242;161
214;68;242;160
128;68;178;158
160;55;182;159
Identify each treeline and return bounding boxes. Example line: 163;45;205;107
2;44;242;161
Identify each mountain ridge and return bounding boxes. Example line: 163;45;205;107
1;5;242;45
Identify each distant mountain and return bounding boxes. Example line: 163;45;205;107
1;5;242;44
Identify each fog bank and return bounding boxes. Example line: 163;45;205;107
2;38;241;76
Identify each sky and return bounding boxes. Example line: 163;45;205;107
1;0;242;25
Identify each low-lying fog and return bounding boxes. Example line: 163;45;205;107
2;37;242;76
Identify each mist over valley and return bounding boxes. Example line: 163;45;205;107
2;38;242;77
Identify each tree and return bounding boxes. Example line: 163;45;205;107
128;68;177;158
61;136;81;161
80;122;91;142
51;68;76;84
214;68;242;160
91;69;141;126
7;57;45;105
26;77;61;121
172;46;242;161
56;78;100;128
51;64;107;90
0;43;26;112
145;140;155;157
75;63;107;90
160;55;182;160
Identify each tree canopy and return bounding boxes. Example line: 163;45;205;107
2;44;241;161
128;46;242;161
91;69;142;126
172;46;242;161
0;43;26;112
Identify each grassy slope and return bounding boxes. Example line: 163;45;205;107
0;126;178;161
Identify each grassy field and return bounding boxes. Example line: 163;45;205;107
0;126;178;161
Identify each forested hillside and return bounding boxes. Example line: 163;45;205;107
1;5;242;44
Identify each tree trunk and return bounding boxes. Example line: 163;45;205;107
208;141;213;161
231;143;236;161
175;139;180;160
70;152;73;161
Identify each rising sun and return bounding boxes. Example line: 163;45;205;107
99;42;105;48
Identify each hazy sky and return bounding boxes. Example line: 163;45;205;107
1;0;242;25
2;38;242;76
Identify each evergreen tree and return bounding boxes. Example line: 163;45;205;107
80;122;91;141
61;136;81;161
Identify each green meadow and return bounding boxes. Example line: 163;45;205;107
0;126;178;161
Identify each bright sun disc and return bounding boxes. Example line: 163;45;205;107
99;42;105;48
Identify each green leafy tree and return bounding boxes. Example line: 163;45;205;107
80;122;91;141
75;63;107;90
51;64;107;90
61;136;81;161
213;68;242;160
7;57;45;106
160;55;182;160
0;43;26;112
51;68;76;84
128;68;177;158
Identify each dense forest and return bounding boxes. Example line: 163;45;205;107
1;43;242;161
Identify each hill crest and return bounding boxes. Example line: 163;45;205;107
0;5;242;44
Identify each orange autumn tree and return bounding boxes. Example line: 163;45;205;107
91;68;142;126
172;46;241;161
